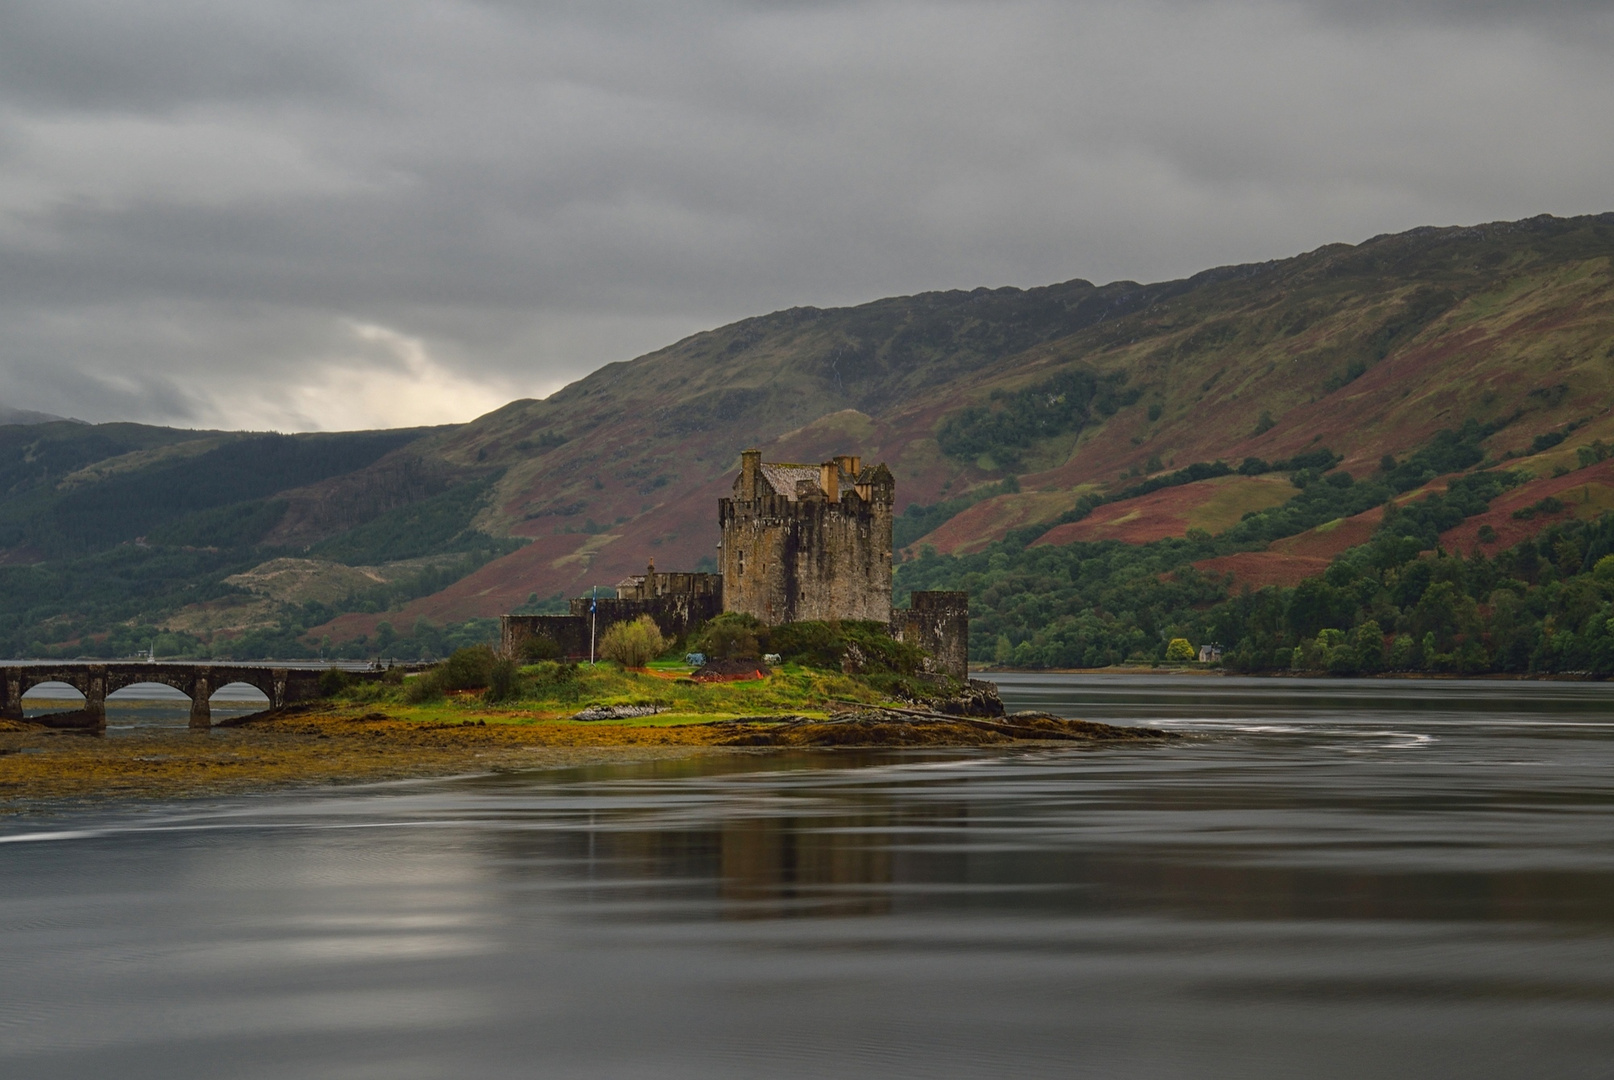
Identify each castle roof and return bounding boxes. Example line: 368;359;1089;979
759;463;822;500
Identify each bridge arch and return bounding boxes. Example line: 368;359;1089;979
19;669;92;697
210;680;271;714
107;680;192;699
106;671;193;697
3;663;327;727
19;680;87;720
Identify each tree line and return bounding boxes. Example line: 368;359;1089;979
897;423;1614;676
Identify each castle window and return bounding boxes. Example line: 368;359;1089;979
737;550;745;576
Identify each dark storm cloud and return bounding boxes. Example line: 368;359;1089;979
0;0;1610;429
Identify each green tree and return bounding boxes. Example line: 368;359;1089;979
440;645;497;690
697;613;762;660
1164;637;1196;662
599;615;667;668
1406;581;1477;653
1350;620;1386;673
1327;644;1360;676
484;657;521;702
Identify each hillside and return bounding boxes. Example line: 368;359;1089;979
4;211;1614;663
0;405;68;426
318;212;1614;637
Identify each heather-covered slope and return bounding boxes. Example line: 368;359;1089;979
319;212;1614;643
6;212;1614;659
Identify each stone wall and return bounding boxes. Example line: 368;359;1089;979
719;450;894;624
499;586;722;660
569;593;722;641
501;614;591;659
504;454;969;680
616;569;722;603
891;591;970;680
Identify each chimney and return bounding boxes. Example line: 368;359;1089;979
819;460;839;502
740;449;762;499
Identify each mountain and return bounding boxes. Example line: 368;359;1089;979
0;405;71;426
5;211;1614;662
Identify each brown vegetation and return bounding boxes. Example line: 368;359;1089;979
0;699;1164;807
0;708;736;806
717;709;1175;747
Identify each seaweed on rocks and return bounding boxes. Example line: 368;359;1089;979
713;707;1173;747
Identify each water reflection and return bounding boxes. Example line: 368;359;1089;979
3;678;1614;1078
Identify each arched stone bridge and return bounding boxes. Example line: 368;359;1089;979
1;664;331;729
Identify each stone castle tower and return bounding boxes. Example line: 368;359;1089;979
504;448;968;679
718;449;895;624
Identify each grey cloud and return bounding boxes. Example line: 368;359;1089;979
1;0;1612;428
0;1;361;111
1296;0;1614;28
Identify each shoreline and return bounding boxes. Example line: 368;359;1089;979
0;709;751;811
0;701;1160;811
982;666;1612;680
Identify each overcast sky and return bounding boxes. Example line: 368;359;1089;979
1;0;1610;431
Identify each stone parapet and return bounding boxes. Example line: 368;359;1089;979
719;450;894;624
891;591;970;681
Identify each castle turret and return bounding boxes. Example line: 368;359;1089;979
718;450;893;624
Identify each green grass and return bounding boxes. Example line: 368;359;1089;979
335;660;889;720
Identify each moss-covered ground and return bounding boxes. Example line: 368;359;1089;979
0;710;739;810
0;663;936;808
339;660;888;723
0;658;1177;808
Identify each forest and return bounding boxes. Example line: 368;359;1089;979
896;422;1614;675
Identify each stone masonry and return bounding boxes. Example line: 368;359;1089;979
502;449;970;679
500;560;722;660
718;450;895;624
1;663;326;729
890;591;970;681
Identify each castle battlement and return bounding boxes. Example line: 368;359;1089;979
719;449;894;625
503;448;967;679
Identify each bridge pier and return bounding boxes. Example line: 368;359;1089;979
189;671;211;729
3;663;341;727
84;667;107;729
2;668;22;723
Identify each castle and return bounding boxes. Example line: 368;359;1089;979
500;450;968;678
720;450;894;623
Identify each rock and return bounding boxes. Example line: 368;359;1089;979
573;704;663;721
929;678;1006;718
691;657;771;681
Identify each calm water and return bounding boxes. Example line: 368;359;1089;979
21;681;272;729
3;675;1613;1078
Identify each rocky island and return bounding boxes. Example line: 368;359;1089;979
0;449;1174;807
0;647;1168;807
